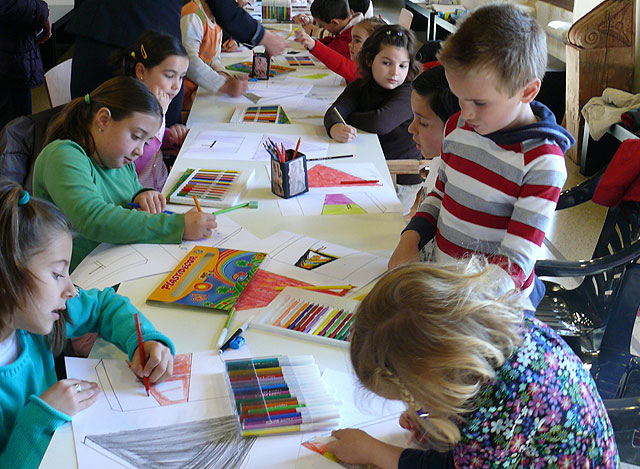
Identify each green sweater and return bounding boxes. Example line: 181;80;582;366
0;288;175;469
33;140;185;271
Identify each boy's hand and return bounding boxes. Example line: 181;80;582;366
293;13;311;25
329;123;357;143
259;30;289;56
130;341;174;384
152;86;172;115
219;75;249;97
133;191;167;214
388;230;421;270
294;29;315;51
183;208;218;240
326;429;404;469
40;380;100;416
166;124;189;147
222;38;238;52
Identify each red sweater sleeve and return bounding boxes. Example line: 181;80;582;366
311;41;358;83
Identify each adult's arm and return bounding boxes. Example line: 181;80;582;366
203;0;264;45
0;0;48;29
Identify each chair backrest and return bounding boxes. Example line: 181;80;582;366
398;8;413;29
0;106;65;191
44;59;72;108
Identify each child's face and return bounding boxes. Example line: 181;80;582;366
444;69;533;135
408;91;445;159
371;45;410;90
349;25;370;61
93;111;161;168
315;19;342;35
136;55;189;101
13;234;76;336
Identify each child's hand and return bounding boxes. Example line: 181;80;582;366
40;380;100;416
183;208;218;240
130;341;174;384
259;30;289;56
133;190;167;214
326;428;403;468
399;410;426;444
166;124;189;147
293;13;311;25
152;86;172;115
293;29;315;51
388;230;421;270
222;38;238;52
329;124;357;143
219;75;249;97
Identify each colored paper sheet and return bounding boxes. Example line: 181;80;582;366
234;269;312;311
307;164;382;188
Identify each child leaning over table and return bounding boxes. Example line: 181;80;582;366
389;4;574;307
324;25;423;214
32;76;217;273
303;0;364;59
0;181;174;468
181;0;249;110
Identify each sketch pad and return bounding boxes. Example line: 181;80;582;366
252;287;360;347
147;246;266;311
168;168;254;208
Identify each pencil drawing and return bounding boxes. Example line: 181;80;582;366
84;415;256;468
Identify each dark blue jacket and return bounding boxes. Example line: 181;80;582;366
0;0;49;88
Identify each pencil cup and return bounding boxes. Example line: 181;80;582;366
270;151;308;199
252;52;271;80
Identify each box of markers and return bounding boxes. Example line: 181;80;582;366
224;355;340;437
251;288;359;348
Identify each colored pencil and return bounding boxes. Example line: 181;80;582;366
339;179;379;185
292;137;301;160
333;107;347;125
134;313;150;396
192;195;203;212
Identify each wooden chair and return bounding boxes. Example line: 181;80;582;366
387;158;431;186
398;8;414;29
44;58;72;108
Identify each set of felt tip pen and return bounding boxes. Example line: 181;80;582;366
273;298;354;341
264;137;302;163
225;355;339;436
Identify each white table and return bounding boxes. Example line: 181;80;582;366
40;37;407;469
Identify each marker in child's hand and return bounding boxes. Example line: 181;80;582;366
286;27;300;39
134;313;150;396
127;202;174;214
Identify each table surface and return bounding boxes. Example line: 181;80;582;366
40;30;407;469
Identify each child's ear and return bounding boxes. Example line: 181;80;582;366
520;78;541;104
95;107;112;128
330;18;342;29
134;62;146;81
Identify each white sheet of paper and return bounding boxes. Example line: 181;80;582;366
67;349;252;469
276;190;404;217
257;231;387;288
216;81;313;107
70;216;255;290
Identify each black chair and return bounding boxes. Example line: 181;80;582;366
534;170;640;357
0;105;64;191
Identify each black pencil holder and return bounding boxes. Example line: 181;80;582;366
270;151;308;199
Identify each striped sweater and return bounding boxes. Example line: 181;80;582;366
405;101;574;291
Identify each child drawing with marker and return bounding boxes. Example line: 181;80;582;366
324;25;423;215
112;30;191;191
33;76;217;272
0;181;175;468
325;259;619;468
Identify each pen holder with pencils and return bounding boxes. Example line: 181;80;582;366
251;51;271;80
270;150;308;199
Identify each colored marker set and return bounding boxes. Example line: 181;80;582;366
224;355;340;436
261;0;292;23
252;288;359;348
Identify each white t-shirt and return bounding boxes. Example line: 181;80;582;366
0;331;20;366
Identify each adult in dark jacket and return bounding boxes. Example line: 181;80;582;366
0;0;52;129
67;0;288;126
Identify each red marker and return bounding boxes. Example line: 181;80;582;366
339;179;379;185
134;313;150;396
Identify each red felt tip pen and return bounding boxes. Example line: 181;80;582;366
134;313;150;396
339;179;379;184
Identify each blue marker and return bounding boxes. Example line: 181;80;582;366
127;203;174;214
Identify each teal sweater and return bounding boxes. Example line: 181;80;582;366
33;140;185;271
0;288;175;468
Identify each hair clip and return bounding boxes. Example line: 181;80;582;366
386;30;403;37
18;191;30;206
84;94;90;105
130;51;136;58
140;44;148;60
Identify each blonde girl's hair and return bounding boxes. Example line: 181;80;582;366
437;3;547;97
0;180;74;356
353;16;386;37
350;259;525;447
